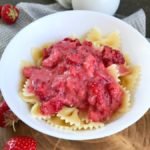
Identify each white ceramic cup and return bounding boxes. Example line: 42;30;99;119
72;0;120;15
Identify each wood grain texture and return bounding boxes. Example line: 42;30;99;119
0;110;149;150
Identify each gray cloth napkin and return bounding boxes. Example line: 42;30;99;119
0;2;146;58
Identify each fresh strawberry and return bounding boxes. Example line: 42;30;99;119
0;100;19;130
0;101;9;127
0;5;2;18
1;4;19;24
3;136;37;150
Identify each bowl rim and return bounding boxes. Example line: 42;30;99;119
0;10;150;140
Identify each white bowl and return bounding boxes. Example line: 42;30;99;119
0;11;150;140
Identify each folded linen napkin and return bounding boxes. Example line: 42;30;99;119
0;2;146;58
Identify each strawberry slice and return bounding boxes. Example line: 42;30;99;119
3;136;37;150
1;4;19;24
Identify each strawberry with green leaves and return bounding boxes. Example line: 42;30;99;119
1;4;19;24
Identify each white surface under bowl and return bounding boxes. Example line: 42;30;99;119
0;11;150;140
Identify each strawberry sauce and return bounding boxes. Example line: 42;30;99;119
23;38;125;122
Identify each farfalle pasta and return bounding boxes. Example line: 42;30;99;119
57;106;81;126
121;66;140;93
107;64;120;82
31;103;51;120
22;79;35;97
101;31;120;49
85;28;120;49
19;28;140;130
19;79;37;104
71;121;104;130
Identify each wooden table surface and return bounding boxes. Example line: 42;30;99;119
0;110;150;150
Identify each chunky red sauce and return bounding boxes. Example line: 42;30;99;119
23;38;125;122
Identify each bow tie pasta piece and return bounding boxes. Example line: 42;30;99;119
79;111;89;123
107;64;120;82
20;79;38;104
101;31;120;49
85;27;102;42
118;86;131;113
31;43;52;66
22;79;35;97
47;116;72;130
32;48;43;66
84;28;120;49
120;66;140;93
84;28;102;48
57;107;81;126
71;121;104;130
31;103;51;120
